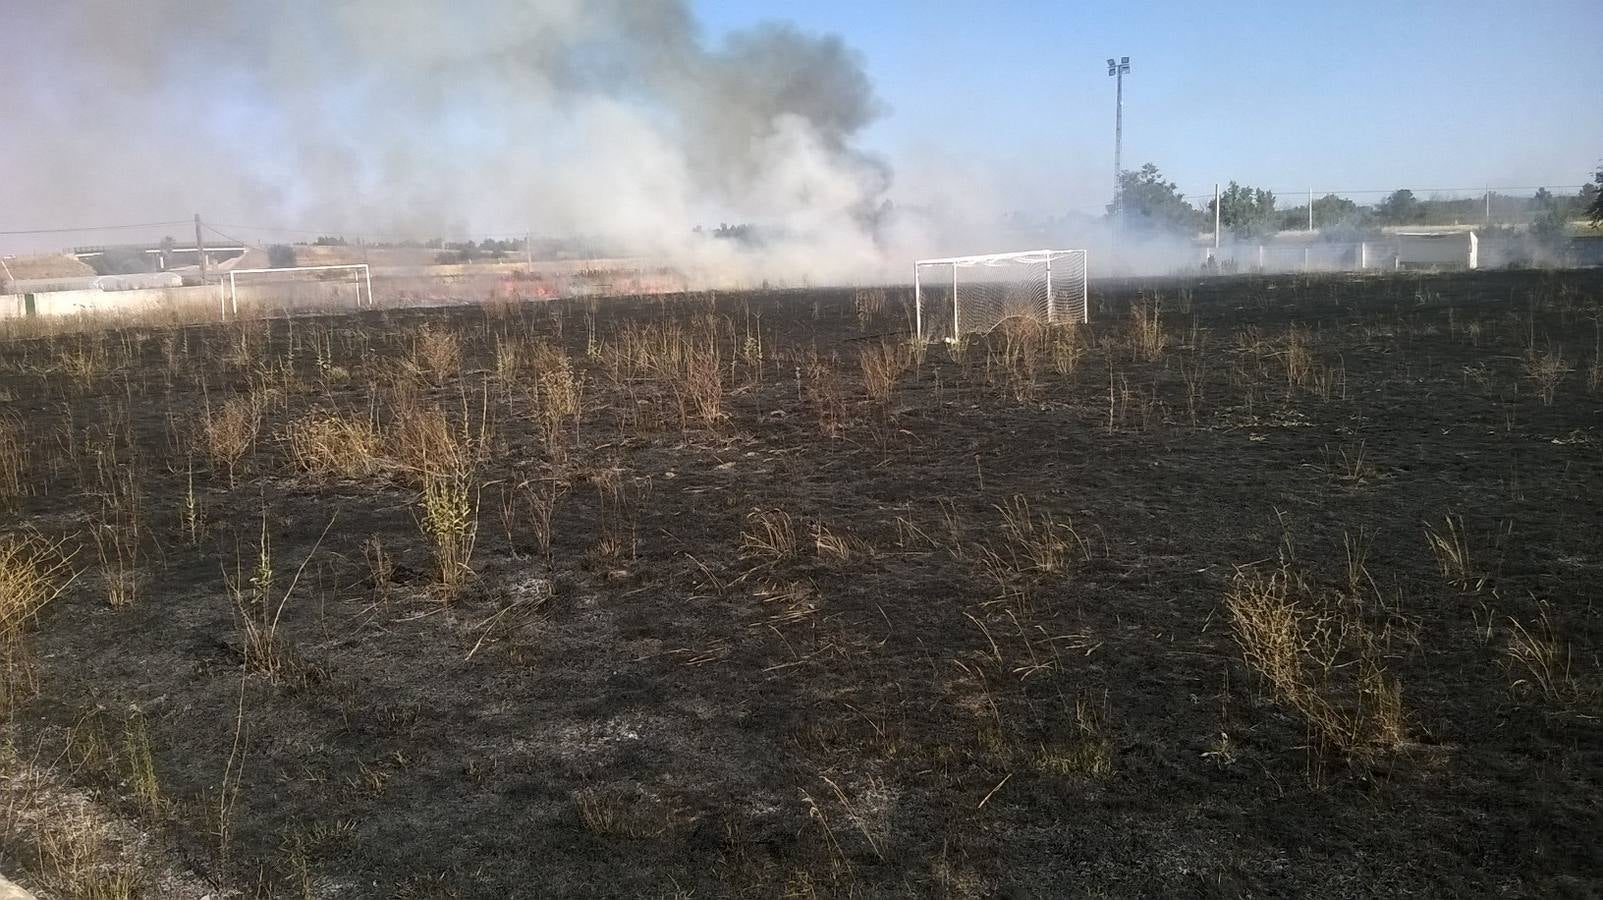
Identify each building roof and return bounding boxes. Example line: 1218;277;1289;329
0;254;96;280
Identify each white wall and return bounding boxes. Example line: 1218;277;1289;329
0;281;364;320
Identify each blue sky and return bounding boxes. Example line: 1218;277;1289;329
697;0;1603;215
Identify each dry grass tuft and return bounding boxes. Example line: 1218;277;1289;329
226;514;332;681
574;784;680;839
741;510;798;563
1423;513;1483;591
1502;601;1593;709
0;416;26;512
413;324;462;383
995;495;1079;573
801;352;848;436
89;465;143;608
1129;297;1166;361
1523;347;1570;405
1278;325;1315;391
420;464;480;593
202;393;263;486
286;410;386;479
1;532;75;711
1032;695;1113;778
33;822;146;899
1225;562;1410;763
859;340;915;406
533;350;583;459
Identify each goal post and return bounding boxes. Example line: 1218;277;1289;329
913;249;1087;343
222;264;373;319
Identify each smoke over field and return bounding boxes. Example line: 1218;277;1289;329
2;0;927;282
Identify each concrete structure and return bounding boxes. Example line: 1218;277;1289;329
1;280;363;320
1396;231;1478;269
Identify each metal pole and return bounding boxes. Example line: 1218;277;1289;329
226;271;235;320
1308;189;1314;232
194;214;208;283
913;263;922;342
1114;68;1124;235
1213;183;1221;250
951;264;960;342
1485;189;1491;227
363;264;373;309
1038;253;1051;322
525;232;533;271
1107;57;1129;246
1080;252;1088;323
1045;253;1055;324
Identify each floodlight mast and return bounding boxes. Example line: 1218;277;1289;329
1107;56;1130;237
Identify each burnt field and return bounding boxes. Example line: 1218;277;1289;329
1;269;1601;898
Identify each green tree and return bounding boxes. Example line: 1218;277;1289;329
1376;189;1421;225
1530;187;1569;245
1107;163;1202;235
1586;166;1603;225
1207;181;1277;239
1312;193;1360;226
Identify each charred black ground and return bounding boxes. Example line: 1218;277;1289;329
1;269;1600;898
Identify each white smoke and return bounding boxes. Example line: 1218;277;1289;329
1;0;936;282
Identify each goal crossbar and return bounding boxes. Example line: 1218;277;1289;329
913;248;1087;342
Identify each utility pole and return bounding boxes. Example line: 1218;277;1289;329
1485;189;1491;227
1308;189;1314;232
1107;56;1130;237
194;213;208;283
1213;183;1221;251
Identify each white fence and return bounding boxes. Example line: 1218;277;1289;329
0;263;695;324
1202;235;1489;274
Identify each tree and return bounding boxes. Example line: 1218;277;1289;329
1587;166;1603;225
1107;163;1202;235
1529;187;1570;245
1312;193;1360;226
1376;189;1421;225
1207;181;1277;239
87;247;150;276
268;244;297;268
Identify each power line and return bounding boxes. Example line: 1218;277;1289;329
0;219;191;236
1179;184;1589;201
206;222;536;241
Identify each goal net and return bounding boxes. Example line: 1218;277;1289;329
913;249;1087;343
222;264;373;319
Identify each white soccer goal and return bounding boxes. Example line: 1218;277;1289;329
913;249;1087;343
221;264;373;319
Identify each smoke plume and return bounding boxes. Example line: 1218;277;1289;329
1;0;914;282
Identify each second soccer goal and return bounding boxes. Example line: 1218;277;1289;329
913;249;1087;343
